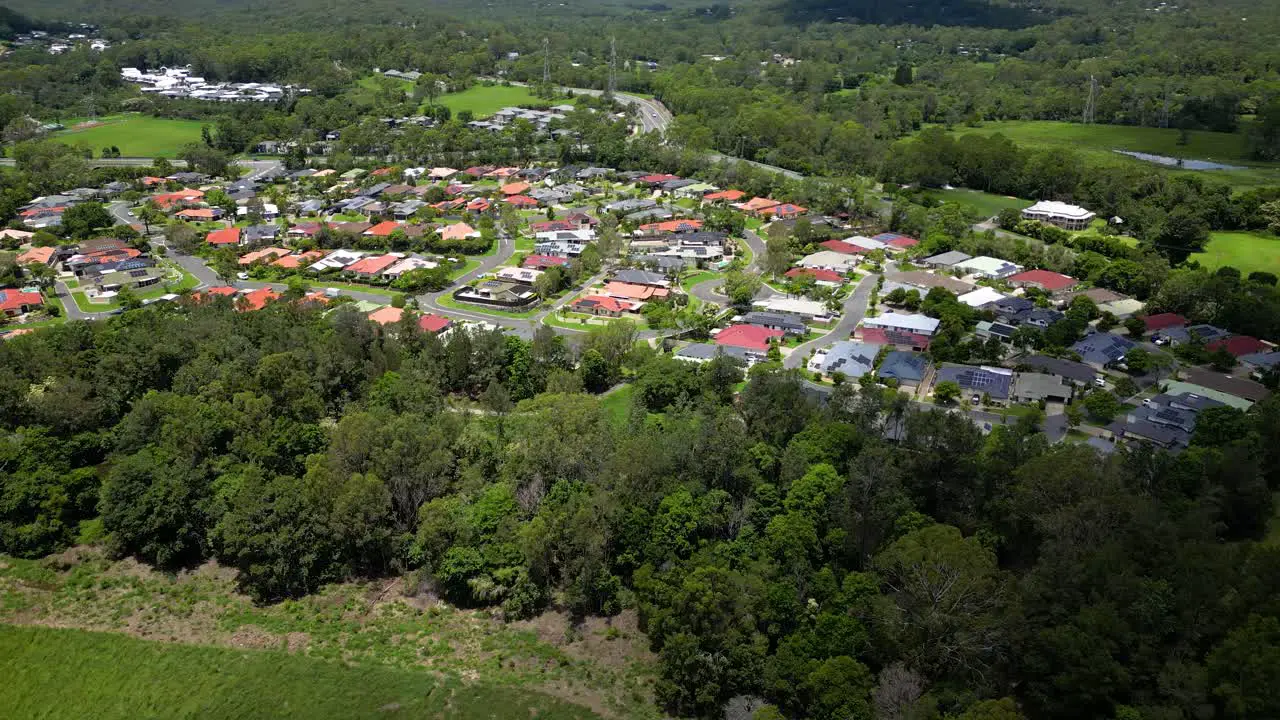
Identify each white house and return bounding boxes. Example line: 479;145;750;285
1021;200;1096;231
957;287;1007;308
862;312;941;337
953;256;1022;279
797;250;859;274
752;296;834;322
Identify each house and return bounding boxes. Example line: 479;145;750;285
862;312;940;337
93;267;165;291
954;256;1022;279
1207;335;1268;358
523;254;571;270
883;271;975;295
238;287;280;311
367;306;405;326
737;197;781;215
819;239;864;256
440;223;481;242
637;219;703;234
703;189;746;203
273;250;326;269
345;253;403;278
1007;269;1077;293
1142;313;1188;334
1067;287;1127;306
16;246;55;266
418;313;452;333
1241;351;1280;379
958;287;1006;308
206;226;242;246
572;295;634;317
1019;355;1097;386
871;232;919;251
674;342;754;366
785;268;845;287
876;351;929;388
496;267;543;285
455;280;537;307
238;247;290;265
975;321;1017;342
1098;298;1145;319
383;257;437;278
843;236;888;253
611;269;670;288
936;364;1013;402
605;281;669;301
761;203;806;219
1021;200;1096;231
504;195;539;208
858;326;932;352
1070;332;1136;369
364;221;403;237
921;250;971;269
1168;376;1262;408
175;207;220;221
500;181;531;196
742;311;808;336
1154;324;1231;346
0;289;44;316
309;249;365;273
808;341;880;378
0;229;35;244
714;324;783;352
1012;372;1073;404
244;225;280;244
752;297;833;321
797;250;859;274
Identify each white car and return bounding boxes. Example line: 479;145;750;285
236;272;249;281
1094;376;1107;388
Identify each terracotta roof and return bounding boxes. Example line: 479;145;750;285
238;287;280;311
1143;313;1187;332
819;239;863;255
761;203;806;218
638;219;703;233
504;195;538;207
206;227;241;245
573;295;628;314
785;267;844;283
273;250;325;268
738;197;781;212
703;189;746;202
1208;336;1268;358
176;208;216;220
345;253;402;275
367;306;405;325
364;221;403;237
524;254;570;268
604;281;668;300
715;324;783;351
198;286;238;298
440;223;479;241
238;247;290;265
16;246;55;265
500;181;532;196
0;289;44;313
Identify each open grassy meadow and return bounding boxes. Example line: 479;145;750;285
924;188;1032;218
1190;231;1280;276
438;85;546;118
0;625;599;720
950;120;1280;188
52;114;206;158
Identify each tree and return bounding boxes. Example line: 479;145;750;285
1082;389;1121;422
1124;317;1146;338
893;63;914;86
724;271;763;307
763;225;792;277
60;203;113;239
1208;615;1280;719
934;380;961;405
100;447;211;569
579;349;611;393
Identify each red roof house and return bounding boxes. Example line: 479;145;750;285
175;208;219;221
856;326;932;351
1208;335;1268;358
206;227;241;246
761;203;806;219
500;181;532;196
638;173;679;185
1142;313;1188;333
16;246;55;265
0;289;44;316
417;313;453;333
715;324;783;352
367;306;405;326
364;221;403;237
819;239;864;255
504;195;539;208
524;254;571;269
572;295;632;317
703;189;746;203
738;197;780;214
237;287;281;311
1007;269;1078;292
638;219;703;234
785;267;845;285
345;253;402;277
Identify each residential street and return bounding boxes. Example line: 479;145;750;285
52;280;113;321
783;272;879;370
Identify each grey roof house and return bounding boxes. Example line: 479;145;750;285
877;351;929;385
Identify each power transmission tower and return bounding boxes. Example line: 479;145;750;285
1082;75;1097;124
606;36;617;99
1159;84;1170;128
542;37;550;85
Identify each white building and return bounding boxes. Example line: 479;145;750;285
953;255;1022;279
752;296;834;322
957;287;1007;308
797;250;859;274
862;312;941;337
1021;200;1096;231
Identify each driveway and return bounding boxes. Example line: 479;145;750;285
783;273;878;370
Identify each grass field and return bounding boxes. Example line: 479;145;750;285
599;384;634;425
52;114;205;158
950;120;1280;188
925;188;1032;218
437;85;546;118
1190;231;1280;276
0;625;597;720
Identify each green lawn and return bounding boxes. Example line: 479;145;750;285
950;120;1280;188
1190;231;1280;276
51;114;205;158
0;625;597;720
925;188;1032;218
599;384;634;425
436;85;547;118
436;292;541;318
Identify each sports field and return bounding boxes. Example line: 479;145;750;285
0;625;597;720
1190;231;1280;276
52;114;205;158
438;85;545;118
950;120;1280;188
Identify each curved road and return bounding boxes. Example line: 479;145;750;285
783;273;879;370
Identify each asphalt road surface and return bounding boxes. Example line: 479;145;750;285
783;273;879;370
